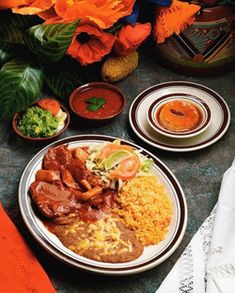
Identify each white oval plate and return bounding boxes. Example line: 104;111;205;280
129;81;230;152
18;135;187;275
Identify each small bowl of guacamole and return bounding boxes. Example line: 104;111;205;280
12;98;70;142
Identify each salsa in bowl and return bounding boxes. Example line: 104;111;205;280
69;82;126;125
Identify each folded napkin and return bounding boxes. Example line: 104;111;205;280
0;204;56;293
156;159;235;293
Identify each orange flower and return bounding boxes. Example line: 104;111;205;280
46;0;135;29
0;0;31;10
154;0;200;43
11;0;55;15
0;0;32;10
38;6;57;20
114;22;151;56
67;24;115;66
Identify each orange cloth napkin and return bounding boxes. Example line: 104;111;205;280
0;204;56;293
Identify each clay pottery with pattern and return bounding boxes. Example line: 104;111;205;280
156;6;235;75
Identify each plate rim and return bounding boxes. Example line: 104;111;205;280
18;134;188;275
129;81;231;152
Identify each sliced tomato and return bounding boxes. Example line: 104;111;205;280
110;153;140;181
38;98;60;116
99;143;134;160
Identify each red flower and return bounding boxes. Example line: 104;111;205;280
114;22;151;56
67;24;115;66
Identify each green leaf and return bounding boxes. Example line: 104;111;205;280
0;43;13;64
0;58;43;119
41;56;84;100
87;104;101;111
217;0;235;4
86;96;106;112
107;22;123;34
0;26;24;44
0;11;41;29
86;97;100;104
24;20;79;62
0;11;41;44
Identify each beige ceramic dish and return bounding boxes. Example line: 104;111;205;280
129;81;230;152
147;95;211;139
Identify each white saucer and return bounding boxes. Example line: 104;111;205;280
129;81;230;152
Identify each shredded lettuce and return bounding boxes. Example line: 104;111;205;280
86;143;112;185
85;141;154;187
55;109;67;133
139;156;154;174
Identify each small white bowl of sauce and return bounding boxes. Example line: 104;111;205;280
147;94;211;139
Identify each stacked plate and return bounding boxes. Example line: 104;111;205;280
129;81;230;152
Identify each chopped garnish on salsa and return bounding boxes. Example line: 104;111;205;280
86;96;106;112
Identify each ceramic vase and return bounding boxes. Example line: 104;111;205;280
156;6;235;75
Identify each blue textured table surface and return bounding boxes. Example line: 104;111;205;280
0;49;235;293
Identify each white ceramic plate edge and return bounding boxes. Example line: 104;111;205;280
18;134;188;275
129;81;231;152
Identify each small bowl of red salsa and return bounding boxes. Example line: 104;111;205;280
69;82;126;125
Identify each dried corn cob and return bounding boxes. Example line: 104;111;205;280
101;51;138;83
